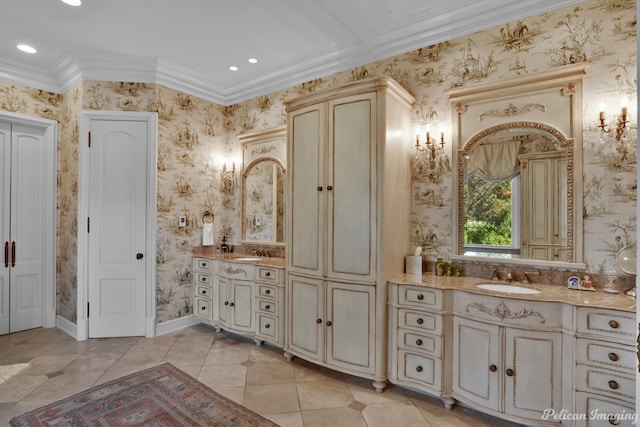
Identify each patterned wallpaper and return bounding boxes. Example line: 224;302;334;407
0;0;635;324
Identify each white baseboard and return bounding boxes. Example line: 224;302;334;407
56;315;78;340
155;314;200;336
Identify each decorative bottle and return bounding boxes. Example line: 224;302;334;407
435;257;445;276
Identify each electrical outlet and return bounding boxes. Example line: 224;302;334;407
178;216;186;227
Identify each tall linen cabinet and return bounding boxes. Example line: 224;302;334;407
284;77;414;391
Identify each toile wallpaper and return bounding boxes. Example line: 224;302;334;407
0;0;635;325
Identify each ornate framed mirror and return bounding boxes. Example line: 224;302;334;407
448;63;590;268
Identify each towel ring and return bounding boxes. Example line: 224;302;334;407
202;211;214;224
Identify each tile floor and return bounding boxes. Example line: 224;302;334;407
0;324;523;426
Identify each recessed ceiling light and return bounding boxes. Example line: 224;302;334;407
61;0;82;6
229;66;238;71
248;58;258;64
17;44;37;54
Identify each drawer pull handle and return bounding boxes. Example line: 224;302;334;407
265;324;270;329
415;339;423;346
265;289;271;295
506;368;514;377
265;272;271;277
317;319;322;324
416;318;424;325
608;352;619;362
609;415;620;425
265;305;271;310
417;294;424;300
326;321;332;326
608;380;619;390
416;365;423;373
608;320;619;329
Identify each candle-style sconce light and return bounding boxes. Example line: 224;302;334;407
411;123;450;182
598;96;634;142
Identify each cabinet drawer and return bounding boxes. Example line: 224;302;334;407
257;266;280;283
576;308;635;340
256;313;277;340
575;365;635;401
398;350;441;390
454;291;561;327
399;328;441;357
257;299;278;315
398;286;442;310
194;258;213;272
218;261;255;279
194;297;212;321
574;392;636;427
195;272;212;285
399;309;442;335
576;338;636;374
257;284;278;300
195;284;212;299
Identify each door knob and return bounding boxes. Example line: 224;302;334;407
136;253;144;260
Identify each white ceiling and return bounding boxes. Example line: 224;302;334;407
1;0;582;105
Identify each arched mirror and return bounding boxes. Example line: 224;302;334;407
239;126;287;246
448;63;589;268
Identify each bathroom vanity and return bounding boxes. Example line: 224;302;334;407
388;275;636;426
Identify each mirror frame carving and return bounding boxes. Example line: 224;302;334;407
238;126;287;246
447;63;590;268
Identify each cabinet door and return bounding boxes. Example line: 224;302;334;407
230;279;253;332
452;317;500;411
327;93;376;283
326;282;375;375
288;104;325;277
287;274;324;362
503;328;562;420
217;275;231;325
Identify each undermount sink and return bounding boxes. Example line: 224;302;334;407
232;257;263;262
476;283;541;295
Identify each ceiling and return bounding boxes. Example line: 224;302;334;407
2;0;582;105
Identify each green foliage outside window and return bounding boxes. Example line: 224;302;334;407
464;175;513;245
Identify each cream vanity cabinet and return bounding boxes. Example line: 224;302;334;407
284;77;414;391
573;307;636;427
387;283;453;408
192;255;285;348
519;152;567;261
452;292;564;425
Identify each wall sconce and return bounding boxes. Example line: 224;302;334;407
411;123;450;182
598;96;632;141
221;162;236;194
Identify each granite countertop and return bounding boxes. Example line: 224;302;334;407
388;273;636;312
193;246;286;268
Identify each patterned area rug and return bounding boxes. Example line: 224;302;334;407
10;362;279;426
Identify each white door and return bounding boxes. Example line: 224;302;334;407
87;119;148;338
0;122;46;335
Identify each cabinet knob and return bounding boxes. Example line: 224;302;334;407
224;301;229;305
265;305;271;310
265;272;271;277
416;365;423;373
608;380;619;390
229;302;235;307
317;319;322;324
506;368;514;377
609;416;621;425
608;320;620;329
417;294;424;300
327;185;333;191
265;289;271;294
200;277;207;282
201;290;207;295
326;321;332;326
201;306;206;311
265;324;270;329
416;318;424;325
489;364;497;372
608;352;619;362
415;339;423;346
317;186;323;191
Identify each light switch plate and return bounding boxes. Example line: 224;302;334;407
179;216;186;227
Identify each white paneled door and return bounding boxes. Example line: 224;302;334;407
0;122;47;335
87;119;149;338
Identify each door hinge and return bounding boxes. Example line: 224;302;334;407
87;217;90;233
87;302;90;318
88;131;91;148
